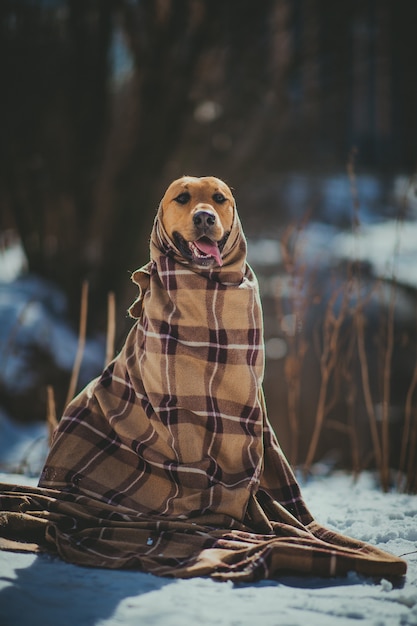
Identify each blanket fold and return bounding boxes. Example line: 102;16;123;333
0;202;407;581
0;483;406;581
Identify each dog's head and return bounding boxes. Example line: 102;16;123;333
160;176;235;268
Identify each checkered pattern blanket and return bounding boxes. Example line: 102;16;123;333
0;207;407;580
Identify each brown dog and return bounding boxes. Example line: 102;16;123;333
160;176;235;268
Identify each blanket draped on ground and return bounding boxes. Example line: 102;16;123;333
0;207;407;581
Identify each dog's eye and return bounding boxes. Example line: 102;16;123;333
174;192;191;205
212;193;227;204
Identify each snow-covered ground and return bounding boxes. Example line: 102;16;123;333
0;470;416;626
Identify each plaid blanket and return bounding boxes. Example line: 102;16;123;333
0;205;407;580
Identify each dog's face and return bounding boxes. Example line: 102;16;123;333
160;176;235;268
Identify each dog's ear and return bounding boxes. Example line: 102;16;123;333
128;267;151;319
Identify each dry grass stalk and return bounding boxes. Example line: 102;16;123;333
356;309;383;476
347;147;360;232
396;176;417;491
378;204;404;489
105;291;116;366
346;149;374;477
406;407;417;492
401;301;417;491
347;150;393;490
399;308;417;490
284;346;306;464
339;322;361;475
46;385;58;446
303;284;351;473
65;280;89;407
380;283;396;491
278;224;310;465
282;331;308;464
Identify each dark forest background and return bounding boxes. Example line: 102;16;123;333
1;0;417;484
2;0;416;321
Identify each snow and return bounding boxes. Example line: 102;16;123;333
0;273;105;395
248;216;417;292
0;231;28;283
0;470;416;626
332;220;417;289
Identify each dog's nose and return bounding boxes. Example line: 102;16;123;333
193;210;216;228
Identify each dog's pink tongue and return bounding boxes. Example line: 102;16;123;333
195;238;223;266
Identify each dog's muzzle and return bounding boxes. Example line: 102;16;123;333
193;210;216;229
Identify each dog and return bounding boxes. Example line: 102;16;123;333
160;176;235;268
32;174;407;581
